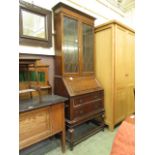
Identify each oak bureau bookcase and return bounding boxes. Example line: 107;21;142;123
52;2;104;150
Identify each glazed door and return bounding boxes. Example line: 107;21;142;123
63;16;79;75
82;23;94;74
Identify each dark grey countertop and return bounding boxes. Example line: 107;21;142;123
19;95;68;113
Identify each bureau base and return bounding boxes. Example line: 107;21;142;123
66;112;104;150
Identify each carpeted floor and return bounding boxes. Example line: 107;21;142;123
20;126;118;155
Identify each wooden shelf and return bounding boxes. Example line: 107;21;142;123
30;85;52;90
19;89;36;94
40;85;52;89
19;57;40;65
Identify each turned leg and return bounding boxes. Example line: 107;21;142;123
68;128;74;151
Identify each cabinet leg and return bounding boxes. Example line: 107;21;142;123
60;131;66;153
68;128;74;151
109;125;114;131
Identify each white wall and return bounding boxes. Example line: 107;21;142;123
19;0;57;55
19;0;135;55
124;8;135;28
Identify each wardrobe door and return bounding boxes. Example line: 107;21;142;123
95;25;114;129
114;26;127;123
126;31;135;115
115;26;128;87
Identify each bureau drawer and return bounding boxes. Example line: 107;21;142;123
73;100;103;119
73;91;103;107
93;101;103;110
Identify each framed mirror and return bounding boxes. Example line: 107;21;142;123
19;0;52;47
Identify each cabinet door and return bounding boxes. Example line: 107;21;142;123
63;16;79;74
19;107;51;149
82;23;94;73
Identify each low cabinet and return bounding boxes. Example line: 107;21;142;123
20;102;66;153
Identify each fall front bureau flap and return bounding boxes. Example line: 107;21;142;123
63;76;103;97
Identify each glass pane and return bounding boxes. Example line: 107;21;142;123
30;71;36;81
63;16;79;73
19;71;45;82
19;71;27;82
38;72;45;82
22;10;46;39
82;24;94;72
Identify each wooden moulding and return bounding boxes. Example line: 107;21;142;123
52;2;95;24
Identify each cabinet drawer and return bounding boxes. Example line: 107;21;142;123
73;91;103;107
